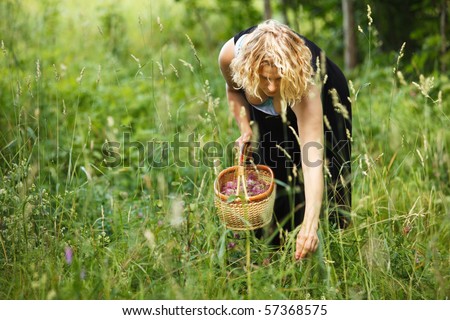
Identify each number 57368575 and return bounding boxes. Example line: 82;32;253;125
264;304;327;316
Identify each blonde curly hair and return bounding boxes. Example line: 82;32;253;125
230;20;314;105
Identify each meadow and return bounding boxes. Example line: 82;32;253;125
0;0;449;300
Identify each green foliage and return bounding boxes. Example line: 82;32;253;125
172;0;262;49
98;4;129;60
0;0;449;300
368;0;449;74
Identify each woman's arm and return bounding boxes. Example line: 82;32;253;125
218;38;252;146
291;83;324;260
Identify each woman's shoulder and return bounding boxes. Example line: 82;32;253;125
218;38;236;86
218;38;235;65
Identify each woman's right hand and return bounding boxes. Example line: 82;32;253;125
236;129;252;149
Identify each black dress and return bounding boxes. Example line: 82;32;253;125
233;27;352;236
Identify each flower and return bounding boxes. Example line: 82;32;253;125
64;246;73;265
227;242;236;249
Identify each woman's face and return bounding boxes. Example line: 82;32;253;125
258;64;282;97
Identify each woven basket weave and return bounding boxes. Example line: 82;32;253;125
214;143;276;230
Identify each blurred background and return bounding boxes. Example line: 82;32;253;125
0;0;449;300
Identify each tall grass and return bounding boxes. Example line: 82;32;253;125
0;1;449;300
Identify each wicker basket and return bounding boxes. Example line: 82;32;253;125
214;143;276;230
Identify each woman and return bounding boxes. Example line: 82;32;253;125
218;20;351;260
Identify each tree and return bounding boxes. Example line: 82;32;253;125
440;0;448;73
264;0;272;20
369;0;449;73
342;0;357;70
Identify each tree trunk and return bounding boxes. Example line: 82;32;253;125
264;0;272;20
440;0;448;73
342;0;357;70
281;0;290;26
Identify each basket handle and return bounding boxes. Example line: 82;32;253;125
238;141;251;167
235;142;250;199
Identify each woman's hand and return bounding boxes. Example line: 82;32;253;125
236;129;252;148
295;222;319;260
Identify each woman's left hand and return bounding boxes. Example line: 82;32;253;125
295;223;319;260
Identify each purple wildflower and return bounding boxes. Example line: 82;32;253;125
227;242;236;249
65;246;73;265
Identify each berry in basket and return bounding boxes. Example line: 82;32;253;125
220;172;269;197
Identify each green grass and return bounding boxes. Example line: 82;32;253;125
0;1;449;300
